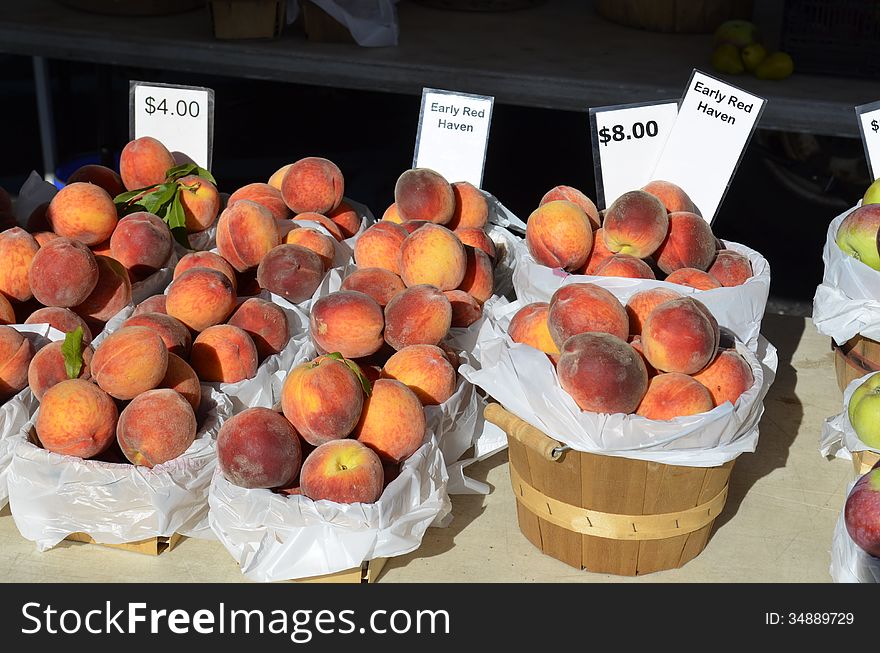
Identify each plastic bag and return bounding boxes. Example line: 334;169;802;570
812;204;880;345
7;386;232;550
0;324;65;508
304;0;400;47
511;239;771;353
460;297;778;467
820;371;880;462
830;480;880;583
208;430;449;582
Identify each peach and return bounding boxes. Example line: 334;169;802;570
218;408;302;489
328;200;360;239
708;249;753;287
300;439;384;504
394;168;455;224
353;222;408;275
281;157;344;214
526;200;593;271
576;227;615;275
91;325;168;399
457;245;494;303
399;224;467;291
448;181;489;230
236;269;262;297
66;164;125;197
256;244;325;304
190;324;258;383
46;182;118;246
32;231;59;248
117;389;197;467
540;185;601;230
174;251;237;291
381;344;456;406
508;302;559;358
602;190;669;258
228;182;290;221
28;237;98;307
0;227;39;302
133;294;167;316
122;312;191;358
90;239;113;258
166;268;237;332
281;355;365;446
0;326;34;399
25;307;93;344
35;379;118;458
160;352;202;412
642;180;698;214
557;333;648;413
692;349;754;407
74;256;132;325
665;267;722;290
227;297;291;360
382;203;403;224
109;212;172;276
628;334;656;377
340;267;405;307
635;372;714;420
444;289;482;327
216;200;280;272
268;163;293;190
401;220;430;235
455;227;496;259
653;211;716;274
309;291;384;359
0;294;15;324
625;288;682;336
295;212;345;242
282;227;335;269
641;297;719;375
355;378;426;462
595;254;656;279
548;283;628;347
438;342;460;369
119;136;176;191
384;285;452;351
177;174;221;233
27;340;94;401
25;202;50;232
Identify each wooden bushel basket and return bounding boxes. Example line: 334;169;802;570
833;335;880;393
853;450;880;476
485;403;734;576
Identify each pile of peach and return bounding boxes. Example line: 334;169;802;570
348;168;496;327
27;324;203;468
195;156;359;305
218;343;459;504
525;181;753;290
509;283;755;420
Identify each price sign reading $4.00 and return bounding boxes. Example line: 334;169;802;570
589;100;679;209
856;100;880;180
130;81;214;169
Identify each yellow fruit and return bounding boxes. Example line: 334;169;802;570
712;44;744;75
714;20;759;48
755;52;794;80
741;43;767;72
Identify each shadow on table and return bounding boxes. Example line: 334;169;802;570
711;313;807;535
382;448;510;576
0;504;10;518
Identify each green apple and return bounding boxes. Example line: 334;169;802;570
714;20;759;48
836;205;880;270
849;373;880;447
863;178;880;206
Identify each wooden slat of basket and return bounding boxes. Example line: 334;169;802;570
65;532;182;555
853;450;880;476
677;461;735;567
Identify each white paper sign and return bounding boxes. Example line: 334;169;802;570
590;100;679;209
856;101;880;181
651;70;766;222
130;81;214;169
413;88;494;187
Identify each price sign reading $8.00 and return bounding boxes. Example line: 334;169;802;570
130;81;214;169
856;101;880;180
589;100;679;209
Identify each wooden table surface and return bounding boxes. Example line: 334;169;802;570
0;312;854;583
